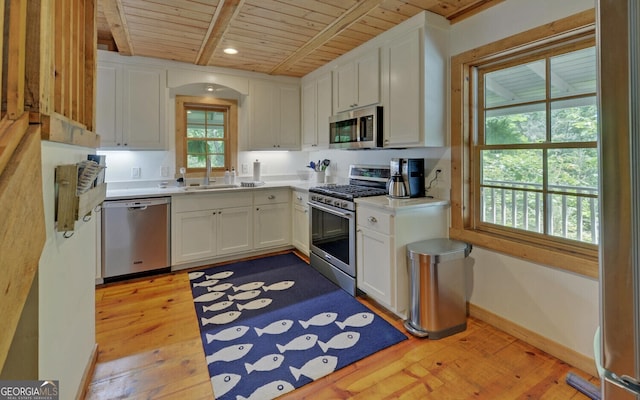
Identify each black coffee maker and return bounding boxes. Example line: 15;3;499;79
390;158;425;198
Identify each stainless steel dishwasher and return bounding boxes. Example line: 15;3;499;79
102;197;170;279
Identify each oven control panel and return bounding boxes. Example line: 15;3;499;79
309;194;355;211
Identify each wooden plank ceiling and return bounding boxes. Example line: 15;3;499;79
97;0;504;77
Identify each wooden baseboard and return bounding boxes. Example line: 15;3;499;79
75;344;98;400
468;303;597;377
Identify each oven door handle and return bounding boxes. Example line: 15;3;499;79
308;202;354;218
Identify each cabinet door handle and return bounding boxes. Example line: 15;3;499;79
368;216;377;223
268;195;276;200
296;195;303;201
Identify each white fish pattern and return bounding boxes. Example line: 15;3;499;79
233;281;264;292
236;380;294;400
201;311;241;326
336;312;375;330
206;325;250;343
299;312;338;329
193;291;225;303
228;290;261;301
262;280;295;292
206;282;234;292
244;353;285;374
206;271;234;280
202;301;234;313
188;271;204;280
255;319;294;337
192;280;220;288
276;334;318;353
205;343;253;364
319;331;360;353
237;298;272;311
289;356;338;381
210;373;241;398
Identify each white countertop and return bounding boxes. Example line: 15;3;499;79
105;180;316;200
355;195;449;211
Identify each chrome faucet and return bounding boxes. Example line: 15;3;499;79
203;155;212;186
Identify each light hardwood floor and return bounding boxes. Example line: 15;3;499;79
86;252;598;399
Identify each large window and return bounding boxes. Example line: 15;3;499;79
175;96;238;176
477;44;598;245
450;11;598;277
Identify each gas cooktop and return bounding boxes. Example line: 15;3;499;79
309;184;388;201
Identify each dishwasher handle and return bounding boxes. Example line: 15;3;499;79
103;197;171;209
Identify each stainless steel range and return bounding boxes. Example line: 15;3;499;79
309;164;390;295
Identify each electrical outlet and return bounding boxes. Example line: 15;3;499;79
131;167;141;179
160;166;169;177
241;164;248;174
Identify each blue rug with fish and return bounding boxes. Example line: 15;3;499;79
188;252;407;400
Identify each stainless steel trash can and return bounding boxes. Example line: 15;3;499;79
404;238;472;339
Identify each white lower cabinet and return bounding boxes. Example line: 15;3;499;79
291;190;309;255
254;189;291;249
356;202;448;318
172;188;294;267
172;193;253;265
217;206;253;256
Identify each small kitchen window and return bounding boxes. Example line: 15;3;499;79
175;96;238;176
450;11;599;278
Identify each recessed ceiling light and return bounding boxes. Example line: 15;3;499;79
206;85;215;92
224;48;238;55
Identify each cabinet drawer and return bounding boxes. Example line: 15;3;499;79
291;190;309;207
174;192;252;212
254;189;290;205
357;207;393;235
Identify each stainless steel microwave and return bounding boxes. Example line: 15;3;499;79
329;106;383;149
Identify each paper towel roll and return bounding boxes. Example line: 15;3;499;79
253;160;261;181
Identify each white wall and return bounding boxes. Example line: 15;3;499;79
39;141;97;400
451;0;598;360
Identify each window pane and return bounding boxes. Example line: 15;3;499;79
481;186;544;233
484;60;546;108
211;154;225;168
187;154;206;169
550;97;597;142
549;193;599;243
187;110;206;124
207;127;225;138
207;141;225;154
550;47;596;98
187;140;207;154
485;104;546;144
548;148;598;193
210;111;224;124
187;126;206;138
482;149;543;189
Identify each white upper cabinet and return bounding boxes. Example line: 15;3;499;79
333;48;380;113
301;72;332;149
96;61;166;149
248;79;300;150
381;13;448;148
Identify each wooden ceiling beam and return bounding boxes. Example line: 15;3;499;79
196;0;243;66
101;0;133;55
269;0;384;76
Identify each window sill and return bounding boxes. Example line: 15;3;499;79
449;227;598;279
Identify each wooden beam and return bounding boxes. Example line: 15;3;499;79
41;112;100;148
269;0;384;75
0;113;29;177
0;126;46;372
7;0;27;120
101;0;133;55
195;0;243;66
85;0;97;132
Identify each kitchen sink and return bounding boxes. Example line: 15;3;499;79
182;184;238;191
